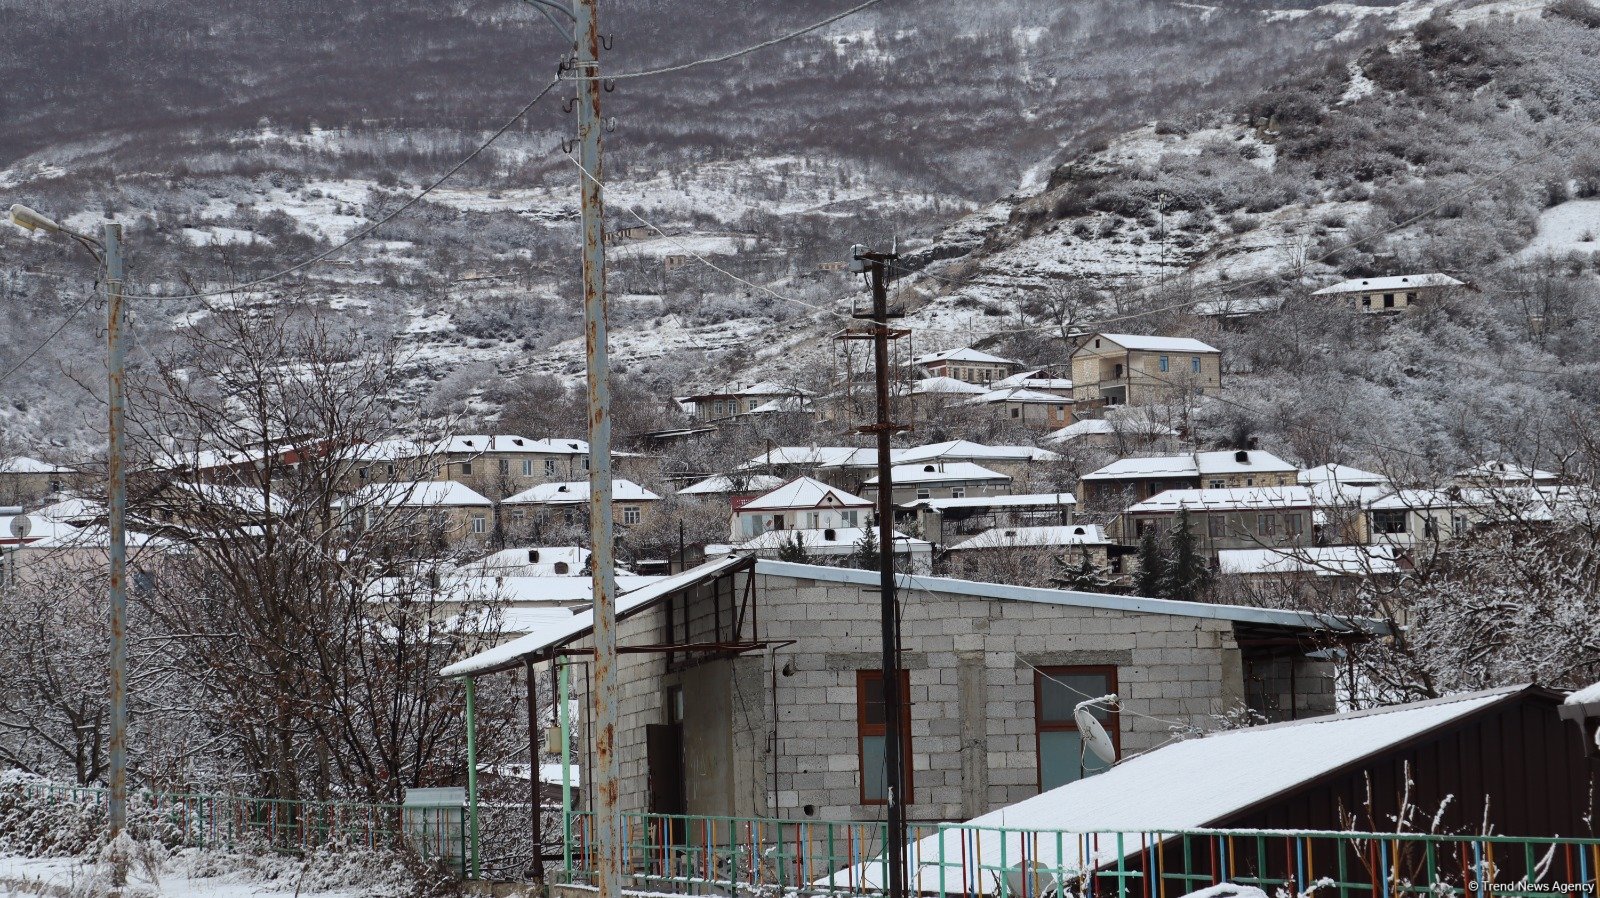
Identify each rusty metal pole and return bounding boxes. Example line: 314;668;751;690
526;658;546;881
105;222;129;890
572;0;620;895
849;245;907;898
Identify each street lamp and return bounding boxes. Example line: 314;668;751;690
9;203;130;885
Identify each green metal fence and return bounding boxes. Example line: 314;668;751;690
558;811;1600;898
12;781;467;872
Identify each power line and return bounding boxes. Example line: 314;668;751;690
119;76;564;302
561;152;851;320
0;290;101;391
570;0;896;82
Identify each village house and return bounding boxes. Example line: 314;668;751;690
1364;489;1479;549
895;440;1061;483
963;386;1073;431
348;480;498;550
1;508;176;587
1044;415;1180;453
442;557;1381;825
906;376;990;426
1298;463;1391;544
912;347;1021;384
730;476;871;540
681;382;813;423
714;527;935;574
1076;449;1299;508
944;523;1119;577
735;447;896;493
1216;545;1404;603
0;456;79;507
861;462;1012;505
1070;333;1221;408
1311;272;1466;313
501;479;663;533
1117;485;1318;560
904;492;1074;545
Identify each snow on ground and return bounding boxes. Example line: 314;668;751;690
609;234;744;260
1340;60;1375;104
1449;0;1551;25
182;226;268;247
1518;199;1600;259
0;852;377;898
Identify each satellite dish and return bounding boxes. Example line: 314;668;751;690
1074;698;1118;766
8;515;32;540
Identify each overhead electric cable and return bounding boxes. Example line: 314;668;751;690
120;76;564;302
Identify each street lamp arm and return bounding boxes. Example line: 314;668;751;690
8;203;103;249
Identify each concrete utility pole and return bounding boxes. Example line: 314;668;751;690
571;0;621;896
6;206;129;888
105;222;129;889
842;244;909;898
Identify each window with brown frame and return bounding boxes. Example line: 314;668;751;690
1034;665;1119;792
856;670;912;805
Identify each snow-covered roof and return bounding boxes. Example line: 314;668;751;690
743;396;811;415
444;435;589;456
677;474;785;496
733;527;928;552
1045;417;1178;444
738;476;872;511
1218;545;1400;577
737;447;899;470
352;480;495;508
914;346;1018;366
684;381;813;400
464;546;591;575
863;462;1011;486
1455;460;1560;483
503;479;661;505
31;496;103;524
174;482;293;516
897;440;1060;464
1366;488;1474;511
0;456;73;475
966;387;1071;405
845;686;1524;892
910;376;991;396
0;513;88;547
347;438;432;463
901;492;1076;512
949;525;1111;550
441;556;751;676
1298;463;1387;486
1082;450;1297;481
25;524;175;551
758;560;1387;632
991;370;1075;390
1126;485;1314;513
1312;273;1465;295
1091;333;1220;353
1566;681;1600;706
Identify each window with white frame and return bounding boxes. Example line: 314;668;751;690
622;506;642;525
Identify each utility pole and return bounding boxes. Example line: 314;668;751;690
571;1;620;896
105;222;129;891
840;244;909;898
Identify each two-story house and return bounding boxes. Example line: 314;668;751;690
347;480;498;550
861;462;1013;505
502;479;663;533
682;382;813;423
912;347;1021;384
1117;485;1318;560
1070;334;1221;408
1076;450;1298;509
1311;273;1466;314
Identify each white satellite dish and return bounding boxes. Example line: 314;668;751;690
8;514;32;540
1074;699;1118;766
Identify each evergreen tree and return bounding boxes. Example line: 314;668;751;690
1053;553;1117;593
1164;508;1213;602
1133;526;1168;597
777;530;809;563
852;526;881;571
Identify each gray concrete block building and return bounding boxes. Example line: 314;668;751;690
445;557;1374;827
